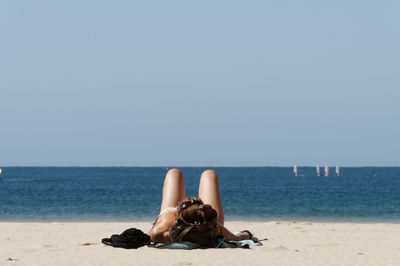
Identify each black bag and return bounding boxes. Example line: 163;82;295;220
102;228;150;249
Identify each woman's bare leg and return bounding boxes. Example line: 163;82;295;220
160;168;186;213
149;169;185;242
198;170;224;225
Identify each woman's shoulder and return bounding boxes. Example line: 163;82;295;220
150;208;177;243
159;207;177;217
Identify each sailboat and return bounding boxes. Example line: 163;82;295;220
293;165;298;176
324;165;329;176
316;166;320;176
0;168;2;175
335;166;340;176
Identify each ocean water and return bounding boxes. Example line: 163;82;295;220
0;167;399;222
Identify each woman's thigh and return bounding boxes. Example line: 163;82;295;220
160;168;186;213
198;170;224;225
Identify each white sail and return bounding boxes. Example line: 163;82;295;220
293;165;298;176
316;166;320;176
335;166;340;176
324;165;329;176
0;168;2;175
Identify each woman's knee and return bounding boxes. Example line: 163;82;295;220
167;168;182;176
200;169;218;182
165;168;183;182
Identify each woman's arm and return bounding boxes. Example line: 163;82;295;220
149;211;176;243
149;224;171;244
217;223;253;241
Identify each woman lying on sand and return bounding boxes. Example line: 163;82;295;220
149;169;256;247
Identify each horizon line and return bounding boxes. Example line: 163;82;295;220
1;165;400;168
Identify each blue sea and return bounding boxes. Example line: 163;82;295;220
0;167;399;222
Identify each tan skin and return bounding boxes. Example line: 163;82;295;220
149;169;254;243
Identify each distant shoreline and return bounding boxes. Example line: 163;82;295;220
2;166;400;168
1;218;400;224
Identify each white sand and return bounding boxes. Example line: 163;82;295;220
1;221;399;266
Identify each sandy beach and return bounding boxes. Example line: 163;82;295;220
1;221;399;266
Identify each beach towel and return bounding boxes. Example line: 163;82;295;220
155;239;262;249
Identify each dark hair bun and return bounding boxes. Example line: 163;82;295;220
197;204;217;225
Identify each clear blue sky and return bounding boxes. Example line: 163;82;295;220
1;1;399;166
